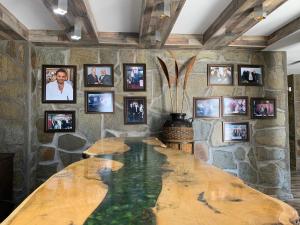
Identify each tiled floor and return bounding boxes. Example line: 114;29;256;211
285;171;300;213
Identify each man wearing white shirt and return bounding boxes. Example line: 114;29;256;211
46;68;73;101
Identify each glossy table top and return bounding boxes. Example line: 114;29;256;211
2;137;299;225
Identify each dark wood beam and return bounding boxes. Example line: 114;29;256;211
268;16;300;46
139;0;186;48
203;0;287;49
29;31;138;47
40;0;99;42
164;34;203;48
98;32;139;47
229;35;267;49
0;3;28;40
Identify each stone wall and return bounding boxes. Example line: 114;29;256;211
0;40;29;203
290;74;300;170
29;47;291;198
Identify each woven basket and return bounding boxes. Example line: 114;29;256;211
163;126;194;141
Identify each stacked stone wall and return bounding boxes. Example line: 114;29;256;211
29;47;290;199
0;41;29;203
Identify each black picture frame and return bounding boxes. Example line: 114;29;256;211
207;64;234;86
84;64;114;87
222;96;248;116
123;63;146;92
238;64;264;86
85;91;115;114
193;97;221;118
222;122;249;142
124;96;147;124
44;111;75;133
42;65;77;103
250;97;276;119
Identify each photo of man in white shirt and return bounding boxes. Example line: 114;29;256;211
46;68;74;101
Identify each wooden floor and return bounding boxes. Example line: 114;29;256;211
285;171;300;213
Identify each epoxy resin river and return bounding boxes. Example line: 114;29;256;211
84;140;167;225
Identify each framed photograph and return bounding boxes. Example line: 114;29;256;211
42;65;76;103
223;122;249;142
193;97;221;118
123;63;146;91
251;98;276;119
222;96;248;116
84;64;114;87
45;111;75;132
85;91;114;113
238;65;263;86
124;96;147;124
207;64;233;86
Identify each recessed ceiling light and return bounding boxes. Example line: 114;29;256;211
53;0;68;15
71;18;82;41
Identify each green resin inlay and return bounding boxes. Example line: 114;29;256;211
83;139;167;225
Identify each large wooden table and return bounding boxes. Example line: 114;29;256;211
2;138;299;225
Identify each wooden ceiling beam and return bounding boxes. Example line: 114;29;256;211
0;3;29;40
139;0;186;48
268;16;300;46
164;34;203;48
229;35;267;49
203;0;287;49
40;0;99;43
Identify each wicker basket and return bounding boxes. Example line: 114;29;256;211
163;126;194;141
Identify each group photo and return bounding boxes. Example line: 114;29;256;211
124;97;146;124
84;64;114;87
45;111;75;132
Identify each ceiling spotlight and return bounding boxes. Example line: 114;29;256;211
159;0;171;19
71;18;82;41
53;0;68;15
253;4;267;21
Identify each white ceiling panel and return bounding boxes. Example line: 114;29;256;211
245;0;300;36
171;0;231;34
0;0;60;30
88;0;142;33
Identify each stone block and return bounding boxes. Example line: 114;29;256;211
247;148;257;169
78;109;102;143
38;146;55;161
37;162;58;179
58;134;87;151
234;147;246;161
238;162;257;184
70;48;98;69
264;68;286;90
59;151;82;167
193;120;212;141
0;83;25;99
99;47;118;64
255;147;285;161
194;141;209;162
254;129;286;148
211;122;228;147
263;52;285;69
36;47;66;67
222;50;250;63
264;90;287;111
198;50;220;61
4;124;25;145
258;163;282;186
13;170;25;190
0;101;24;121
36;118;54;144
213;150;236;169
254;111;286;129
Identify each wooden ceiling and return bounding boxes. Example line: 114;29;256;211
0;0;299;51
